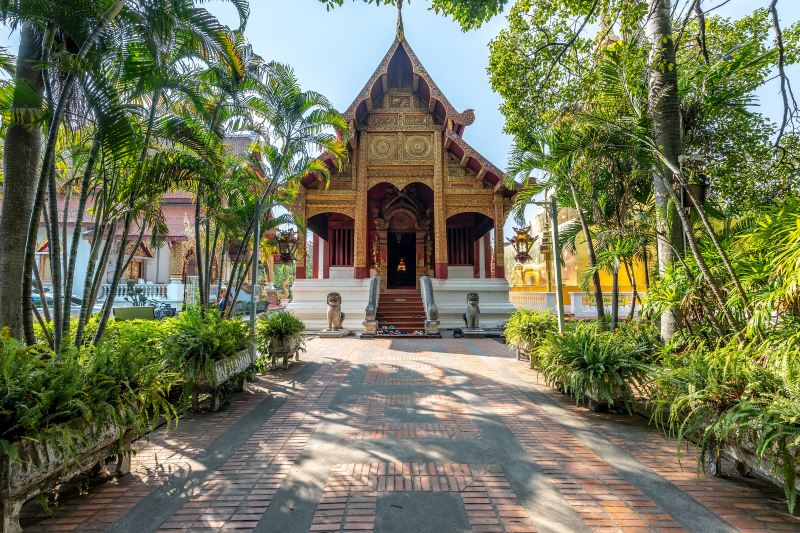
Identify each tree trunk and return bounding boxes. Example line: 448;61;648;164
0;24;45;338
646;0;684;341
194;186;206;307
676;174;752;319
611;267;619;330
46;159;64;352
63;137;101;337
661;175;739;332
568;183;605;321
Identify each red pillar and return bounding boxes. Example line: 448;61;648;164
483;235;491;278
473;238;480;278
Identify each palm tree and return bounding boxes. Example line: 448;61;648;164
509;127;607;323
223;62;349;313
0;22;45;339
0;0;254;347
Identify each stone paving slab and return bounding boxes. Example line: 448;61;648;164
19;338;800;533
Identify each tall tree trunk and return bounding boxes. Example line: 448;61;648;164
0;24;45;338
611;266;619;330
646;0;684;341
674;173;753;319
46;160;64;352
74;219;109;347
568;183;605;321
63;137;101;337
194;186;206;307
661;176;739;332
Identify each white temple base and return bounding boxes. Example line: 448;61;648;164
431;278;515;329
286;279;372;332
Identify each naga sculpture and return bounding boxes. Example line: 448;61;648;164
327;292;345;330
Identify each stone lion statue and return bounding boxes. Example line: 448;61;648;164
463;292;480;329
327;292;345;330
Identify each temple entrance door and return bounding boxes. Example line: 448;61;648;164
387;231;416;288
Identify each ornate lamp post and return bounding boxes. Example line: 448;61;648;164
275;227;299;264
509;224;538;264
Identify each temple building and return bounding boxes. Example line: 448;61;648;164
287;11;518;332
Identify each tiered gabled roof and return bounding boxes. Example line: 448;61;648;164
314;9;517;196
343;35;476;136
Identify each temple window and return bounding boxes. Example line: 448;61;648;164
447;226;474;265
329;226;354;267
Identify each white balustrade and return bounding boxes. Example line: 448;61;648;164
509;291;557;312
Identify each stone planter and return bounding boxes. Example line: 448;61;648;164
585;383;631;413
703;435;800;494
191;348;254;412
268;336;301;370
512;340;534;363
1;423;132;533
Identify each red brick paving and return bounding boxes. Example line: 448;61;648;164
158;360;350;532
345;393;479;440
24;365;308;532
20;338;800;533
471;373;686;532
526;376;800;532
310;463;536;533
362;361;448;385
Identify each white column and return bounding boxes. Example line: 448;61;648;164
478;235;486;279
317;239;325;279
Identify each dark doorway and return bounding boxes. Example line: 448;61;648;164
387;232;416;288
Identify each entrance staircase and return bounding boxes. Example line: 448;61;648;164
376;288;426;335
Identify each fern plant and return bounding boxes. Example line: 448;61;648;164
256;311;306;365
162;306;251;391
0;324;178;465
504;309;558;366
537;323;652;410
651;340;800;512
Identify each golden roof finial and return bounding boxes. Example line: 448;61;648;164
396;0;404;40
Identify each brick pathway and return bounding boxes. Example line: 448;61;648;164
20;338;800;532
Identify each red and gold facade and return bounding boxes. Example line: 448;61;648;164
294;31;516;290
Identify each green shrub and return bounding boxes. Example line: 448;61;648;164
537;323;652;410
162;306;251;388
0;326;177;463
256;311;305;363
504;309;558;364
652;341;800;512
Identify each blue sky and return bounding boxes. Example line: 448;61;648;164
1;0;796;169
1;1;797;232
200;0;799;169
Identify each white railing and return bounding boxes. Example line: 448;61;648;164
510;290;641;319
99;283;169;301
510;291;557;312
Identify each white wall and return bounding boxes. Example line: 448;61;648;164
430;278;515;329
287;278;373;331
35;227;92;298
329;266;354;279
156;244;171;283
447;266;474;279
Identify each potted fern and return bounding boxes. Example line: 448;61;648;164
538;324;652;412
1;325;177;532
256;311;305;369
162;306;252;411
504;309;558;365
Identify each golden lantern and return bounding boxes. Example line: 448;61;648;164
510;224;537;264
